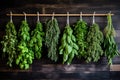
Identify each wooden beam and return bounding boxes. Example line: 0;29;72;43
110;65;120;71
6;13;114;17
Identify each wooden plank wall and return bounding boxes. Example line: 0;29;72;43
0;0;120;80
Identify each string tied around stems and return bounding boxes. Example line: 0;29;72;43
23;12;27;21
67;12;70;25
10;11;13;23
80;12;83;21
92;12;95;24
52;12;55;20
37;12;40;22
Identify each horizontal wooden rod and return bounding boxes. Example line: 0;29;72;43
6;13;114;17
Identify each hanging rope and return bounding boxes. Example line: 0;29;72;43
10;11;13;23
37;12;40;22
92;12;95;24
80;12;83;21
67;12;70;25
23;12;27;21
52;12;55;20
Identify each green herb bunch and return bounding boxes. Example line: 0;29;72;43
1;21;17;67
30;21;44;59
59;24;79;65
86;23;103;62
74;19;88;58
16;20;34;69
45;18;60;62
103;13;119;65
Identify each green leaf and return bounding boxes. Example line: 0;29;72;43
73;43;79;50
68;45;72;53
59;49;63;55
20;64;24;69
67;36;71;44
16;59;20;65
25;64;29;70
35;45;39;52
63;53;68;63
71;35;76;42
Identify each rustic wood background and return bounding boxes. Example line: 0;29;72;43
0;0;120;80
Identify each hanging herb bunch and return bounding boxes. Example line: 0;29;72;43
29;12;44;59
74;13;88;58
45;15;60;62
59;13;79;65
103;13;119;65
1;12;17;67
86;13;103;63
16;14;34;69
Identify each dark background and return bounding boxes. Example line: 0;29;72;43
0;0;120;80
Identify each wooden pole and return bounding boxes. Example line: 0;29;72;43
6;13;114;17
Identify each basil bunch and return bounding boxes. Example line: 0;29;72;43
16;20;34;69
74;20;88;58
30;21;44;59
59;24;79;65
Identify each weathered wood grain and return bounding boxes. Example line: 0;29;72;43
0;2;120;80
